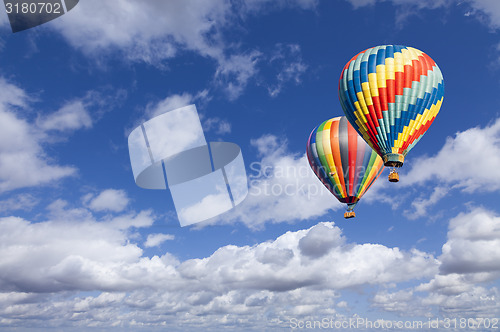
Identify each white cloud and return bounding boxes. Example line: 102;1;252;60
404;186;449;220
53;1;225;59
368;207;500;317
133;91;211;137
369;208;500;318
144;233;175;248
84;189;130;213
141;104;207;162
371;289;418;314
0;79;122;194
214;51;262;100
0;194;39;212
52;0;317;60
49;1;315;100
203;117;232;135
298;223;344;258
0;217;438;329
346;0;377;8
439;208;500;275
0;5;8;28
177;186;234;226
145;92;196;119
410;273;500;317
0;206;158;293
0;78;77;193
6;204;500;328
367;118;500;219
267;44;308;97
344;0;500;32
404;119;500;192
465;0;500;29
345;0;450;10
0;77;29;108
177;222;437;291
372;280;500;318
422;285;500;316
243;0;318;12
37;100;92;131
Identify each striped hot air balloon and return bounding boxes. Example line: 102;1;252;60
307;116;385;219
338;45;444;182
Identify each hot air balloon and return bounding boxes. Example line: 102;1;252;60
338;45;444;182
307;116;385;219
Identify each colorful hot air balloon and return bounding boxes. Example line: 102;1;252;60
307;116;385;219
338;45;444;182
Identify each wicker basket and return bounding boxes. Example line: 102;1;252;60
344;211;356;219
388;172;399;182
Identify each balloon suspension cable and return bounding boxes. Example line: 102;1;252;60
388;167;399;183
346;202;357;212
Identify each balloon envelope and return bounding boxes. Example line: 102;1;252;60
307;116;384;211
338;45;444;167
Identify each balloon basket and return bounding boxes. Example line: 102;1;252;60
344;211;356;219
388;170;399;182
383;153;404;168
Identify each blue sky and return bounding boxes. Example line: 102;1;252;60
1;0;500;330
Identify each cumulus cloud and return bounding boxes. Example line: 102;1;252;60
139;90;229;136
144;233;175;248
367;118;500;219
6;202;500;329
178;189;233;225
0;78;124;194
83;189;130;213
371;289;419;314
0;208;157;293
51;0;317;60
0;194;39;212
145;92;198;119
372;281;500;318
53;1;229;59
0;218;438;329
404;119;500;192
203;117;232;135
0;78;77;193
178;222;437;292
370;208;500;318
298;223;344;258
37;100;92;132
48;1;314;100
439;208;500;275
